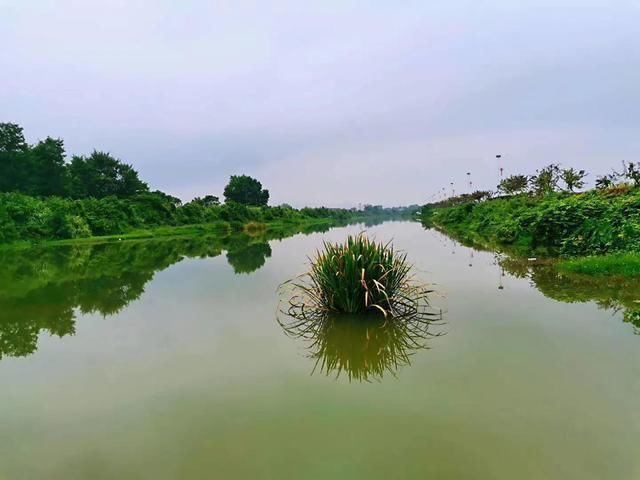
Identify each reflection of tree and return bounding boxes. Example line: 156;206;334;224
499;257;640;334
432;225;640;335
0;239;213;359
0;221;330;360
226;243;272;274
278;313;442;382
623;311;640;332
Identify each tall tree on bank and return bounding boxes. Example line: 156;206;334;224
0;123;29;193
531;164;561;196
0;123;68;196
561;168;587;192
497;174;529;195
622;161;640;187
68;151;148;198
29;137;68;196
223;175;269;206
0;123;27;153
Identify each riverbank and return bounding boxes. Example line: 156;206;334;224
0;188;418;248
0;216;352;250
422;187;640;276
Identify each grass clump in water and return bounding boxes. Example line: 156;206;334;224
283;233;435;317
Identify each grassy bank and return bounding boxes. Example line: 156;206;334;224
558;253;640;277
423;187;640;276
0;216;349;250
0;189;417;248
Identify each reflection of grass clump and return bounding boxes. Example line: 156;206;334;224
279;313;442;381
287;233;429;316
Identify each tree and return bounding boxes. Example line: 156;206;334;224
561;167;587;192
0;123;27;153
68;151;148;198
470;190;492;202
193;195;220;207
531;164;560;196
595;171;620;190
0;123;29;193
226;242;272;274
498;175;529;195
622;161;640;187
223;175;269;206
29;137;68;196
150;190;182;206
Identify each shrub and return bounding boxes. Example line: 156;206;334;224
284;233;435;317
56;215;92;239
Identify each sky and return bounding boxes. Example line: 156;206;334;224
1;0;639;206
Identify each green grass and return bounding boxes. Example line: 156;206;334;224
313;234;411;314
427;188;640;257
283;233;437;318
559;253;640;277
424;187;640;277
44;222;233;246
0;217;340;250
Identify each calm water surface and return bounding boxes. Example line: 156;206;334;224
1;221;639;479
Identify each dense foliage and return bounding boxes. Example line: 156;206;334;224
0;191;390;242
423;162;640;260
0;123;148;198
223;174;269;206
426;187;640;257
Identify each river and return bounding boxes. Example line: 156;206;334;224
1;221;638;479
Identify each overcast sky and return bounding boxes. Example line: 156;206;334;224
1;1;639;206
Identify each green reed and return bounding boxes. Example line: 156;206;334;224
284;233;432;317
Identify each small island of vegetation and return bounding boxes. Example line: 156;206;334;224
279;233;442;381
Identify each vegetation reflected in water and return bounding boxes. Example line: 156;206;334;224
0;222;333;360
278;313;442;381
278;233;444;381
497;255;640;334
430;224;640;335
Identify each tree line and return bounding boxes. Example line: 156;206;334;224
0;122;414;243
425;161;640;209
0;123;148;198
0;122;275;205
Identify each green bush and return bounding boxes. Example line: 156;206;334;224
285;234;432;316
430;188;640;257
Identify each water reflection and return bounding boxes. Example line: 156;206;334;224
498;257;640;334
0;222;331;360
226;242;272;274
432;226;640;334
278;313;442;382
